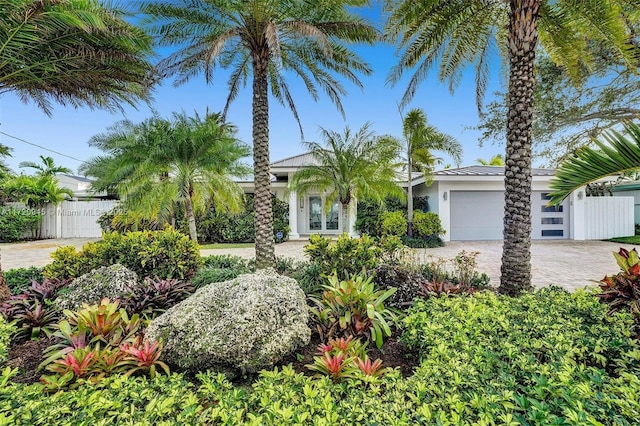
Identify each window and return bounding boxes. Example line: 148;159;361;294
542;229;564;237
541;217;563;225
541;205;563;213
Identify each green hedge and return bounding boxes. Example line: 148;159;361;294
2;288;639;425
3;266;44;294
44;229;201;280
0;207;41;242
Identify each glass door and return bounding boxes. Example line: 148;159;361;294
307;196;340;232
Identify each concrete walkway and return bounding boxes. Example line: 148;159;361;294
2;238;635;291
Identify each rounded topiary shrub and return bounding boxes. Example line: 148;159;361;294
145;269;310;375
381;211;407;237
412;211;445;238
55;264;140;311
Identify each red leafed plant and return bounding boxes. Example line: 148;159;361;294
598;248;640;319
307;336;385;382
119;337;170;378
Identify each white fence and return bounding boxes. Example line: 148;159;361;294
41;200;117;238
583;196;634;240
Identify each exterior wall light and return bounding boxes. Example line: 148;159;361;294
300;196;304;208
443;192;448;201
577;191;583;200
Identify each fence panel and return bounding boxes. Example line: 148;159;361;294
584;196;634;240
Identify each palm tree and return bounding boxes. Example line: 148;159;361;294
0;144;12;182
3;174;73;208
548;121;640;205
399;108;461;237
19;155;71;177
1;0;153;114
81;112;251;242
477;155;505;166
289;123;404;235
385;0;638;295
140;0;377;268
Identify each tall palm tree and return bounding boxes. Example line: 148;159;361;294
140;0;377;268
385;0;638;295
400;108;461;237
1;0;153;114
81;113;251;242
548;121;640;205
0;144;12;182
19;155;71;177
289;123;404;235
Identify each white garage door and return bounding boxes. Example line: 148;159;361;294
450;191;570;241
450;191;503;240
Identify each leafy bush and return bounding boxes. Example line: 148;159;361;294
381;211;407;237
310;273;397;348
355;196;428;237
304;233;388;279
145;270;310;375
201;254;250;269
0;206;41;242
3;266;44;295
412;211;445;238
55;264;140;311
119;278;195;319
0;318;15;364
44;229;202;280
373;264;429;309
598;247;640;321
401;235;444;248
1;279;68;341
198;194;289;243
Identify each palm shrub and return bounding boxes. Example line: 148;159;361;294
309;273;397;348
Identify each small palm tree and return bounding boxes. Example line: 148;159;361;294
400;108;461;237
140;0;377;268
477;155;505;166
548;121;640;205
81;113;251;242
19;155;71;177
289;124;405;235
3;174;73;211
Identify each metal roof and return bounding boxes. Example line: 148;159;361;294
270;153;320;168
433;165;556;176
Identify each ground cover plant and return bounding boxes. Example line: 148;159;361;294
3;266;44;295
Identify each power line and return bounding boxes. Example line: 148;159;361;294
0;130;84;162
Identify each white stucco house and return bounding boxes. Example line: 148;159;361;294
237;154;635;241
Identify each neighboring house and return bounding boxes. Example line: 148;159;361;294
239;155;635;241
56;174;111;200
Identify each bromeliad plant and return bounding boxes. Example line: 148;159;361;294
309;273;397;348
0;279;69;341
120;277;194;319
598;248;640;322
40;298;168;390
307;336;386;382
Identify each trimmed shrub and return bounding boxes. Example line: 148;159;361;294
145;270;310;375
198;194;289;243
0;207;41;242
381;211;407;237
3;267;44;295
44;229;201;281
412;211;445;238
0;317;15;364
55;265;140;311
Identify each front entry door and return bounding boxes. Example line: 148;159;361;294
308;196;340;233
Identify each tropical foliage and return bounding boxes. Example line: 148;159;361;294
80;112;250;242
18;156;70;177
0;0;153;114
548;121;640;205
384;0;639;294
140;0;377;268
394;108;461;237
289;124;404;235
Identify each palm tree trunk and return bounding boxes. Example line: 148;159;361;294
499;0;540;296
252;53;276;269
184;189;198;242
407;158;414;237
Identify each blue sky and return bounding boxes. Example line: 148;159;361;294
0;4;509;175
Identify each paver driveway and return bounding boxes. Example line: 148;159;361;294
2;238;635;291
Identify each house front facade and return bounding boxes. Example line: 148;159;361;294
238;154;634;241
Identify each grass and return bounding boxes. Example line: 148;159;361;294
200;242;255;249
606;236;640;244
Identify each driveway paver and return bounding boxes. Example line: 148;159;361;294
2;238;634;291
